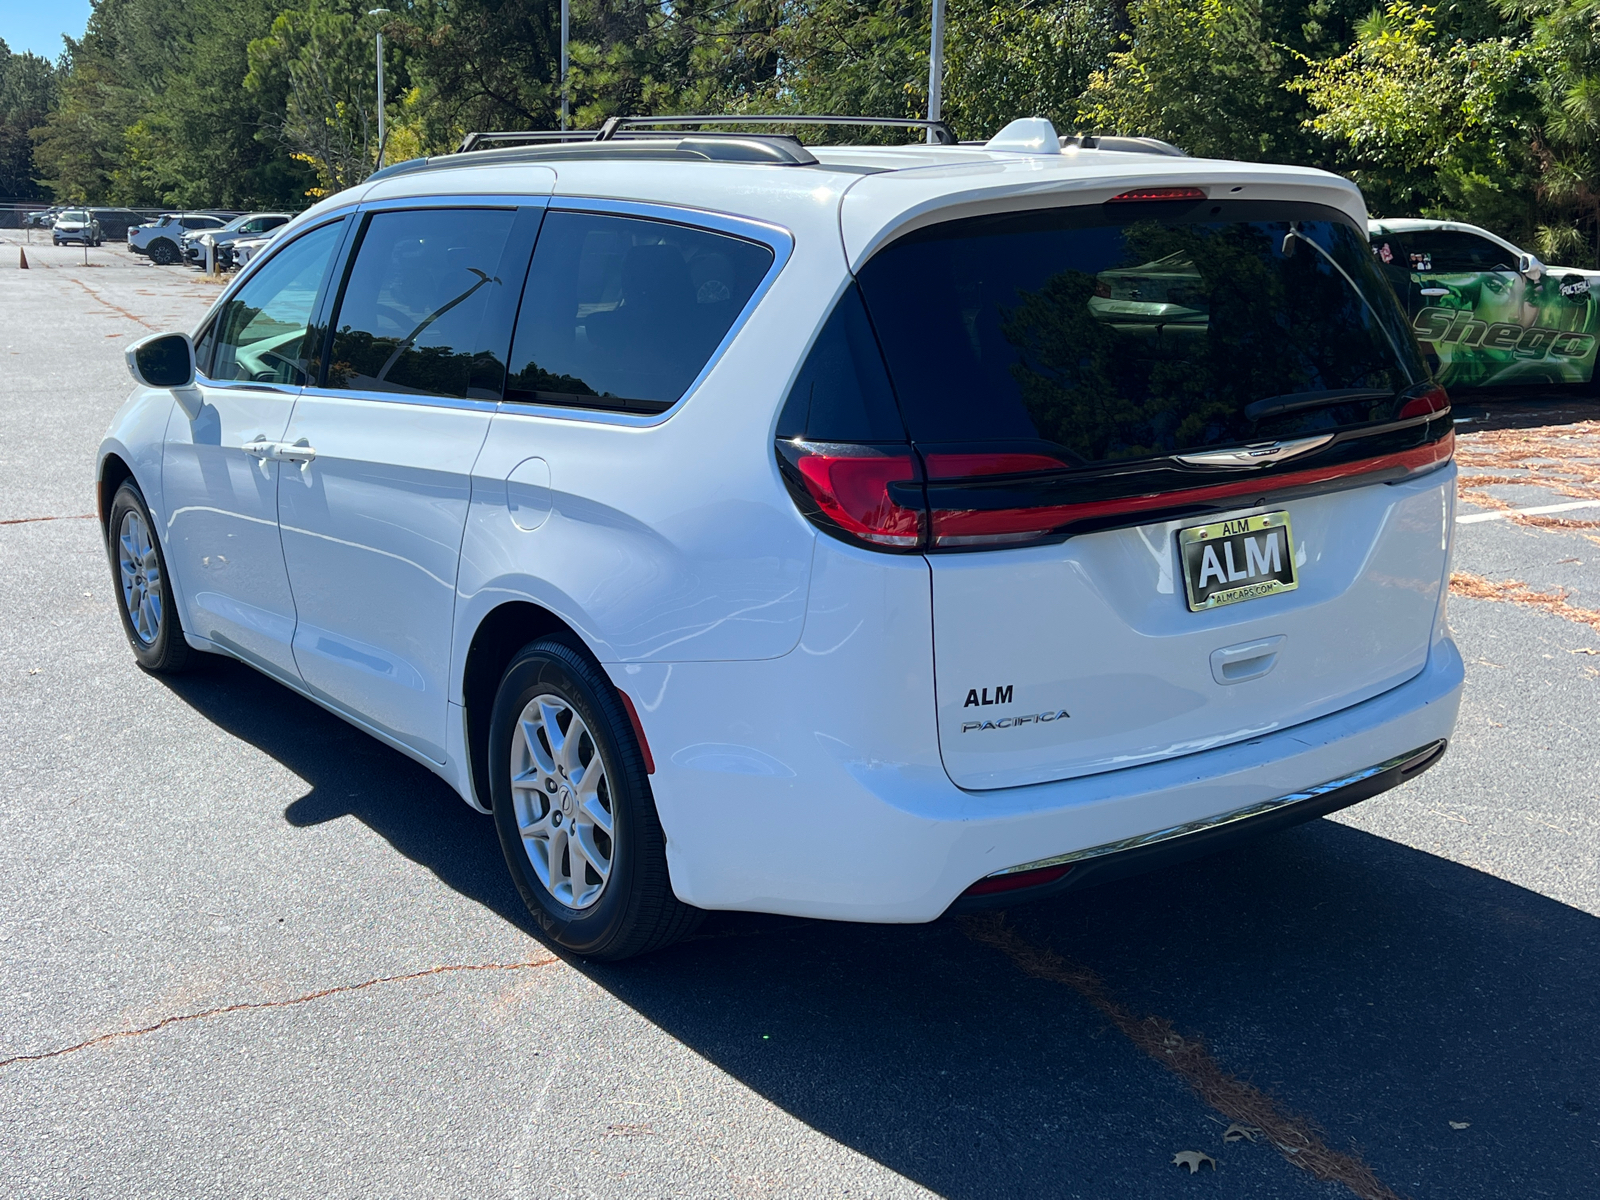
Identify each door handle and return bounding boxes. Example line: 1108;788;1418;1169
271;439;317;464
242;437;277;460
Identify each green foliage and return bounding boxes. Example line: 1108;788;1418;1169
0;41;58;199
14;0;1600;267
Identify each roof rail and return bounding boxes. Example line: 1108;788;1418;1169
593;114;960;145
458;114;958;154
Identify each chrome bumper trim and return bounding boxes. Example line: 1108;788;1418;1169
986;740;1445;878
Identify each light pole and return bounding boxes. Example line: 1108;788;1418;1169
560;0;570;132
368;9;391;169
926;0;946;144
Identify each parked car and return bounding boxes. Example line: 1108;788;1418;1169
130;213;230;264
225;226;283;270
181;212;294;267
24;206;65;229
1369;218;1600;390
52;209;103;246
99;115;1461;960
89;208;149;242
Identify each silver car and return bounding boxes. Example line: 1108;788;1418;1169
52;210;103;247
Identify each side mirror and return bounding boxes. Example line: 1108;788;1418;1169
126;332;203;419
1518;252;1545;281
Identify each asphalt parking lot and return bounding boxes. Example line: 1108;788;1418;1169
1;235;1596;1199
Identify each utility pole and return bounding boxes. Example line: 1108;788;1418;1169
926;0;946;144
561;0;570;132
369;9;391;169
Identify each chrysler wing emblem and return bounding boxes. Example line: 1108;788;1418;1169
1174;433;1334;469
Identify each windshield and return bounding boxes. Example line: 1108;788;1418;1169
61;211;88;222
856;200;1425;468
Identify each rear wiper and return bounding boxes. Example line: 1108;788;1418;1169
1244;388;1394;422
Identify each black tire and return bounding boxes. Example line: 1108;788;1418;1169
106;481;193;673
489;636;701;960
148;238;178;265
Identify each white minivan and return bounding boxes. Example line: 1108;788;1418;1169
99;117;1462;959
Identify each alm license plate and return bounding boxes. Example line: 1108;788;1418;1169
1178;511;1297;612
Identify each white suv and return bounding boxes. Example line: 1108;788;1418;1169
98;117;1462;959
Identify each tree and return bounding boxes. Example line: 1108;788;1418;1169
0;41;58;200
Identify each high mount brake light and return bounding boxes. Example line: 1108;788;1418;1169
786;443;924;548
1106;186;1208;203
1396;382;1451;420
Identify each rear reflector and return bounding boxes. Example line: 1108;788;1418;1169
1106;186;1207;203
962;864;1072;896
791;446;924;547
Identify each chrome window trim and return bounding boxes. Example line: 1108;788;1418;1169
496;196;795;429
292;385;502;415
355;192;551;214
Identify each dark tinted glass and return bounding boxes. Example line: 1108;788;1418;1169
856;201;1423;466
209;220;343;385
327;208;519;399
775;284;904;441
1411;230;1516;274
506;211;774;412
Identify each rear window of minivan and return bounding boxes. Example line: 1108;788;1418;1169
855;199;1425;468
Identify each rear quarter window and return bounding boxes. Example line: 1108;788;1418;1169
505;211;774;414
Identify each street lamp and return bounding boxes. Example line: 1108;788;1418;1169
368;9;391;169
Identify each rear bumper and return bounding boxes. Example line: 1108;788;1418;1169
949;738;1446;912
627;632;1464;923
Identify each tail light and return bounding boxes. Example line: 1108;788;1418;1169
777;441;925;549
922;452;1073;548
1106;186;1207;203
1397;382;1450;420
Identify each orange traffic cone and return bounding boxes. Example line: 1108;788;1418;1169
19;248;28;269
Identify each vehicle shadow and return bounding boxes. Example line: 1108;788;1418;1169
161;657;1599;1200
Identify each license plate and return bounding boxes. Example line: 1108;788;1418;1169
1178;511;1297;612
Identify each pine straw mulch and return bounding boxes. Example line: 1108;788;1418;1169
1454;419;1600;529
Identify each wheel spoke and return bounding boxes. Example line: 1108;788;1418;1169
520;717;556;776
579;793;613;838
569;826;611;882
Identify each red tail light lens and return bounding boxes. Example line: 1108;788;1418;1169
1397;383;1451;420
922;452;1074;547
786;443;924;548
962;864;1072;896
1106;186;1207;203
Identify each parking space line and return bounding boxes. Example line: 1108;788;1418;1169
1458;499;1600;525
0;954;560;1070
959;913;1404;1200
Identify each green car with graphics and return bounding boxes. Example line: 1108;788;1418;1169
1368;219;1600;390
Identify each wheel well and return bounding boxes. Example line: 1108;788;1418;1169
98;454;133;535
461;602;580;810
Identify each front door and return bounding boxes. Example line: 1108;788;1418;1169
277;204;536;761
162;219;347;677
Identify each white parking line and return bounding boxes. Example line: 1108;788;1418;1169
1457;499;1600;525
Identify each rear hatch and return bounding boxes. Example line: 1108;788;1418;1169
780;191;1453;791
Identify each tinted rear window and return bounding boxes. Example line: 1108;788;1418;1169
856;200;1423;467
506;212;773;413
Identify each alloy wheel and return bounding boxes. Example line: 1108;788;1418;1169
509;694;616;909
117;509;162;645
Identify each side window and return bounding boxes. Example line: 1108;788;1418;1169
207;220;344;385
325;207;520;400
1415;231;1515;274
506;211;775;413
776;285;903;441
